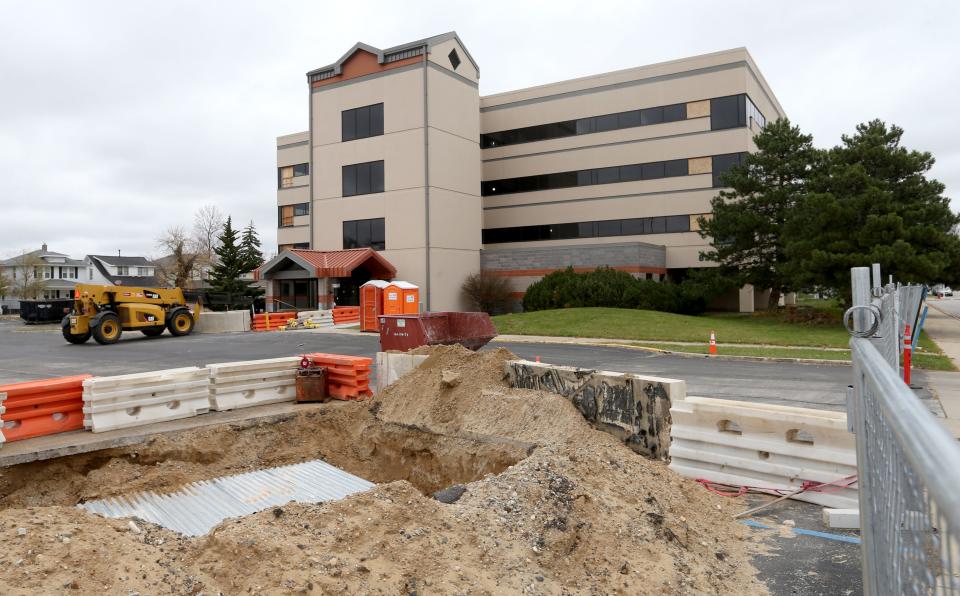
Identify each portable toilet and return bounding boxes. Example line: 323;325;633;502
360;280;390;332
384;281;419;315
397;281;420;314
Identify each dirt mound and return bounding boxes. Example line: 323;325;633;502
0;345;765;594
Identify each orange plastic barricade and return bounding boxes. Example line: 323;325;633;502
304;353;372;400
253;311;297;332
0;374;90;441
332;306;360;325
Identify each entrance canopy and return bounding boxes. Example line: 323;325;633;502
256;248;396;281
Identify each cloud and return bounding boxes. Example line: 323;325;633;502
0;0;957;260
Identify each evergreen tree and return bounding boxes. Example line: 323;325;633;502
209;217;250;296
240;221;264;273
239;221;265;298
698;118;819;308
783;120;959;303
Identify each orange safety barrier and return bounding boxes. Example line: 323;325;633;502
253;311;297;332
305;353;372;400
0;374;90;442
332;306;360;325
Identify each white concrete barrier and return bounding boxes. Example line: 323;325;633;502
82;367;210;433
669;396;858;508
207;356;300;411
375;352;428;393
194;310;251;334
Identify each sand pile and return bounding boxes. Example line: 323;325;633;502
0;345;764;594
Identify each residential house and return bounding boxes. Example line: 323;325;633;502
85;255;158;287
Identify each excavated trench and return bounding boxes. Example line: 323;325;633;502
0;403;530;510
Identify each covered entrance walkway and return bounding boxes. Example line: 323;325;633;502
255;248;396;312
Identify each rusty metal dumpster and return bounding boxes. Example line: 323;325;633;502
378;312;497;352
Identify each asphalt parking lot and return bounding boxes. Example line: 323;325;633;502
0;317;945;416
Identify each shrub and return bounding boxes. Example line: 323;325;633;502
521;267;729;315
461;272;514;314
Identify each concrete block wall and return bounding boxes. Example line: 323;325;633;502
375;352;429;393
505;360;681;460
195;310;251;334
481;241;666;272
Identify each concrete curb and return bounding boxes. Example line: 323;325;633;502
491;336;853;367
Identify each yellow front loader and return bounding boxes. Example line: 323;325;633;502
61;284;202;345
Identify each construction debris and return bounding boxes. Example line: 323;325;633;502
0;345;766;593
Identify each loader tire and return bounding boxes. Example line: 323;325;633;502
167;308;195;337
61;316;90;344
92;313;122;345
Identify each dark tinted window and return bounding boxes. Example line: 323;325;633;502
482;155;698;196
710;95;746;130
342;103;384;142
712;153;745;187
342;160;385;197
482;214;700;244
664;159;689;177
665;215;690;233
293;163;309;177
619;110;642;128
597;220;621;236
595;113;619;132
642;162;665;180
640;106;664;126
343;218;386;250
663;103;687;122
293;203;309;216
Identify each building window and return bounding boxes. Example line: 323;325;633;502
278;163;309;188
279;242;311;252
745;95;766;129
481;214;699;244
710;95;746;130
88;268;93;280
117;266;129;276
343;218;385;250
482;156;693;196
137;267;150;276
342;103;384;142
712;153;747;188
481;101;687;148
278;203;308;227
448;49;461;70
342;160;384;197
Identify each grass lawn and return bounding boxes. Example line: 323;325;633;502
492;307;954;370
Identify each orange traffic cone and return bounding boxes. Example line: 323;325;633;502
709;331;717;355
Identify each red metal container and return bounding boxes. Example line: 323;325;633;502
378;312;497;352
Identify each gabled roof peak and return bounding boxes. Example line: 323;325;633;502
306;31;478;78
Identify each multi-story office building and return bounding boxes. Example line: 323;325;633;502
266;32;785;312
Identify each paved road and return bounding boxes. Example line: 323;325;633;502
0;319;942;414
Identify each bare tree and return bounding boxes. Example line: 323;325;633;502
193;204;226;261
156;226;200;289
0;269;10;299
9;252;47;299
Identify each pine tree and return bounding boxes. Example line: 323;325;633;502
239;221;265;298
698;118;819;308
783;120;960;304
209;217;250;296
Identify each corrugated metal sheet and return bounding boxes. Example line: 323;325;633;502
79;460;374;536
291;248;396;278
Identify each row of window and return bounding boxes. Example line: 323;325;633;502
481;102;688;148
481;214;697;244
482;153;745;196
343;218;385;250
481;94;765;149
278;163;309;189
342;103;384;142
278;203;310;227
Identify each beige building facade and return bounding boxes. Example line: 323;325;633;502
274;33;785;312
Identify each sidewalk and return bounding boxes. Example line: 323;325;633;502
919;304;960;437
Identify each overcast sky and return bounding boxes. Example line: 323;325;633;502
1;1;958;260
